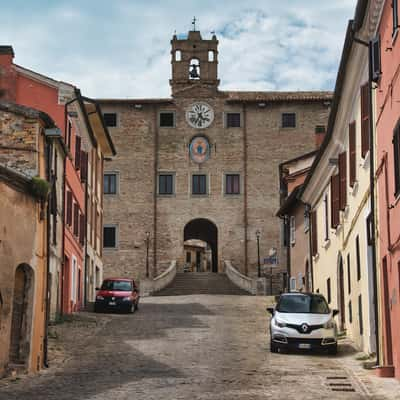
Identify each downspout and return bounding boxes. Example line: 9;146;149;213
353;34;380;365
153;105;158;277
306;204;314;292
243;103;248;275
84;175;88;309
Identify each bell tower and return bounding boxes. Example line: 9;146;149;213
170;23;219;96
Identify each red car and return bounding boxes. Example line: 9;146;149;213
94;278;140;313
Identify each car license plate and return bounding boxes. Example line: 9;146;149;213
298;343;311;349
108;301;116;306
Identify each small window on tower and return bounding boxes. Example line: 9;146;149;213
189;59;200;80
175;50;182;62
103;113;117;127
226;113;241;128
208;50;214;62
159;112;175;127
282;113;296;128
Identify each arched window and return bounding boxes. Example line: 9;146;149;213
189;58;200;80
175;50;182;62
208;50;214;62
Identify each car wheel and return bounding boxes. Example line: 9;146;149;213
270;341;279;353
129;303;136;314
328;344;338;355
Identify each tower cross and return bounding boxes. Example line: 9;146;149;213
192;16;197;31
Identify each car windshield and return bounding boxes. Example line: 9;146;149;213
101;280;132;291
276;294;330;314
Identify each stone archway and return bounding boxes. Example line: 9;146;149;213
9;263;34;365
184;219;218;273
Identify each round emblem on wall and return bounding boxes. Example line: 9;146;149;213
186;102;214;129
189;136;210;163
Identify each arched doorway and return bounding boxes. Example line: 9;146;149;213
337;254;345;331
10;264;34;365
184;219;218;272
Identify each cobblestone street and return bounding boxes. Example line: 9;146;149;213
0;296;399;400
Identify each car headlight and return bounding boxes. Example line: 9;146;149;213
323;319;335;329
275;319;287;328
96;295;104;300
122;296;132;302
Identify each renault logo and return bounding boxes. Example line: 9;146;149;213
301;323;309;333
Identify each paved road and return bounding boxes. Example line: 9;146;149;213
0;296;397;399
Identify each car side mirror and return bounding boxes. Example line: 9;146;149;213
332;309;339;317
266;307;274;315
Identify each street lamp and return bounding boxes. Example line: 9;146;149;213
256;229;261;278
145;231;150;278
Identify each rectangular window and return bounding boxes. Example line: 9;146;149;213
349;121;357;187
324;194;329;241
290;215;296;245
159;174;174;195
282;113;296;128
75;136;81;170
103;113;117;127
358;294;363;335
327;278;331;304
226;113;241;128
79;214;85;246
159;112;175;127
103;226;117;248
339;151;347;210
349;300;353;324
360;83;370;157
290;277;297;291
311;210;318;256
80;151;88;183
331;174;340;228
192;174;207;195
356;235;361;281
347;253;351;294
73;204;79;237
393;0;399;35
186;252;191;263
104;173;117;195
393;121;400;197
304;212;310;233
67;121;72;149
66;191;73;226
225;174;240;195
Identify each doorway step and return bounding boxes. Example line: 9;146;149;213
153;272;250;296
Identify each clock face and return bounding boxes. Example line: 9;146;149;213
189;136;210;163
186;102;214;129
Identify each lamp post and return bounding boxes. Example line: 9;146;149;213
145;231;150;278
256;229;261;278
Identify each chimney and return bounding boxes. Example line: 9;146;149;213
315;125;326;148
0;46;16;102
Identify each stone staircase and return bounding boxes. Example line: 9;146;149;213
153;272;251;296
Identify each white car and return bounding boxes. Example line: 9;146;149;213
267;292;338;354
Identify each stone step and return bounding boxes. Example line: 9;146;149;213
153;272;251;296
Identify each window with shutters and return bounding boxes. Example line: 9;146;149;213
348;300;353;323
67;121;72;149
323;193;329;241
327;278;331;304
226;113;241;128
158;173;174;195
311;210;318;256
356;235;361;281
371;36;381;83
104;173;118;195
79;214;85;246
75;136;81;170
159;111;175;127
339;152;347;210
282;113;296;128
192;174;207;195
73;204;79;237
290;215;296;245
330;174;340;228
358;294;363;334
393;0;399;36
80;151;88;182
393;121;400;197
66;191;73;226
360;83;370;158
347;253;351;294
225;174;240;195
103;113;117;127
103;225;117;248
349;121;357;187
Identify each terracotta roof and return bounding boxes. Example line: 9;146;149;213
96;98;174;104
224;91;333;103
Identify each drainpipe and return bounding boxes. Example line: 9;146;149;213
306;204;314;292
353;34;380;366
243;103;248;275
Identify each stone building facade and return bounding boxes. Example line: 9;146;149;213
99;30;332;286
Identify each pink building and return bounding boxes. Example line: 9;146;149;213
375;0;400;379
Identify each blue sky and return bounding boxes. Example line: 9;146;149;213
0;0;357;98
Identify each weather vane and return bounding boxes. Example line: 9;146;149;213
192;16;197;31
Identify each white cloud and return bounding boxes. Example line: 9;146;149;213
0;0;357;98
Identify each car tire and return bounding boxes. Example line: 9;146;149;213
328;344;338;355
129;303;135;314
270;341;279;353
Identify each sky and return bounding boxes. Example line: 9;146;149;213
0;0;357;99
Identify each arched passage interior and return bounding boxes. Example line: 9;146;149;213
184;219;218;273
